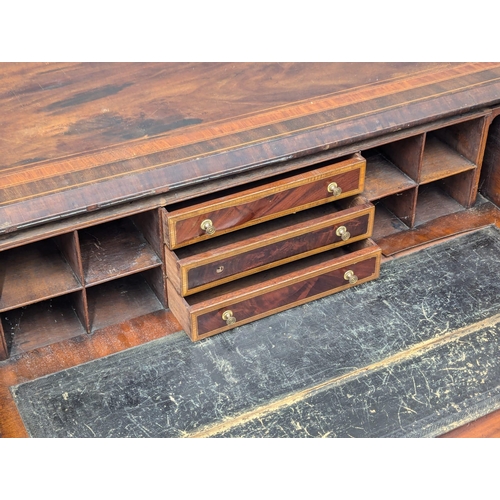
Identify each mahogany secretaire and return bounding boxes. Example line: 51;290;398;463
2;62;500;359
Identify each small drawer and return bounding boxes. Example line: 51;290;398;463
162;153;365;249
168;240;381;341
165;200;375;296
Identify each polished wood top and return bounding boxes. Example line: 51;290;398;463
0;62;442;169
2;62;500;233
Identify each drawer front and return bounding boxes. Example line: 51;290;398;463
163;153;365;249
168;243;381;341
167;202;375;296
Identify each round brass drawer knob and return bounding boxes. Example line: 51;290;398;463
327;182;342;197
336;225;351;241
344;270;358;284
201;219;216;235
222;310;236;325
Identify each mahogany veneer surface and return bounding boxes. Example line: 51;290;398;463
3;63;500;233
163;154;365;248
0;62;448;170
168;205;373;296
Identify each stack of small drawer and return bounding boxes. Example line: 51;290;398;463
162;153;381;341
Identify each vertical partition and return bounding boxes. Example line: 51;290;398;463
480;110;500;207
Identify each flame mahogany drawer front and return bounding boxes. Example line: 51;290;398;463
167;241;381;341
162;153;366;249
165;200;375;296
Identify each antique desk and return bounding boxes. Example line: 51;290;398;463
2;62;500;360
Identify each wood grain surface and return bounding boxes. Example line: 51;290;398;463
170;242;381;340
363;149;418;200
2;63;500;233
194;256;379;339
0;62;448;171
166;203;373;296
0;239;83;312
79;217;161;286
163;154;365;248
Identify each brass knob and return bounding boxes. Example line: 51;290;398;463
344;270;358;284
336;225;351;241
222;310;236;325
201;219;216;235
327;182;342;197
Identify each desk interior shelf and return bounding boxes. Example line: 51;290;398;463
80;218;162;286
0;209;164;358
363;149;417;201
365;116;488;243
1;294;88;357
420;134;476;184
86;273;164;332
413;184;467;227
0;238;82;312
372;202;410;239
